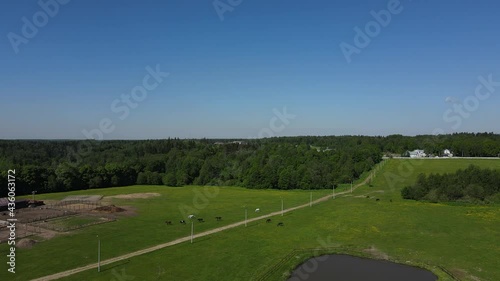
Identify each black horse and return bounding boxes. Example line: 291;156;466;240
197;218;205;222
165;221;172;225
277;222;284;227
266;219;272;223
215;216;222;221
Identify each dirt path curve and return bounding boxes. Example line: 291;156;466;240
32;177;372;281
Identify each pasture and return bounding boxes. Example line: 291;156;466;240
0;185;332;280
1;159;499;280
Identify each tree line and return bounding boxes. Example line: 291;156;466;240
381;132;500;157
0;133;498;196
401;165;500;203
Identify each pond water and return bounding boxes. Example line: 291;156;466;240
288;254;438;281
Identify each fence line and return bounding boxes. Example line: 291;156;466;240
0;223;42;244
0;200;106;244
35;217;116;232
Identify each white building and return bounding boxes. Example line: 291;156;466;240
409;150;426;158
443;149;453;157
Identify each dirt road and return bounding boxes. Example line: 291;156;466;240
32;178;371;281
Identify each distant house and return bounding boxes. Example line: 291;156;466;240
443;149;453;157
214;141;247;145
310;145;333;152
408;150;426;158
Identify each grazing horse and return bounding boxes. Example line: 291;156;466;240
197;218;205;222
375;198;380;201
165;221;172;225
277;222;284;227
389;199;393;202
266;219;272;223
180;220;186;224
215;216;222;221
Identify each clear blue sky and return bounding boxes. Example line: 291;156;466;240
1;0;499;139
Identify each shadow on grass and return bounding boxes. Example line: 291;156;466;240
192;236;211;244
245;223;260;228
101;259;131;272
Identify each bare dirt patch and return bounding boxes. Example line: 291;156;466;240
105;192;161;199
56;203;105;213
92;205;137;218
0;221;62;244
1;207;73;223
17;238;37;249
448;268;482;281
93;205;125;213
0;197;134;245
35;228;59;240
61;195;103;202
363;246;389;260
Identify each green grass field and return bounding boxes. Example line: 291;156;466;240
1;185;332;280
1;159;499;280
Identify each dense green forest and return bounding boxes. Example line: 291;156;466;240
401;165;500;203
0;133;499;196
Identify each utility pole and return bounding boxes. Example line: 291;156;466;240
281;197;284;216
191;221;194;244
97;235;100;272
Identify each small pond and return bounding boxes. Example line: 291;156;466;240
288;254;438;281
